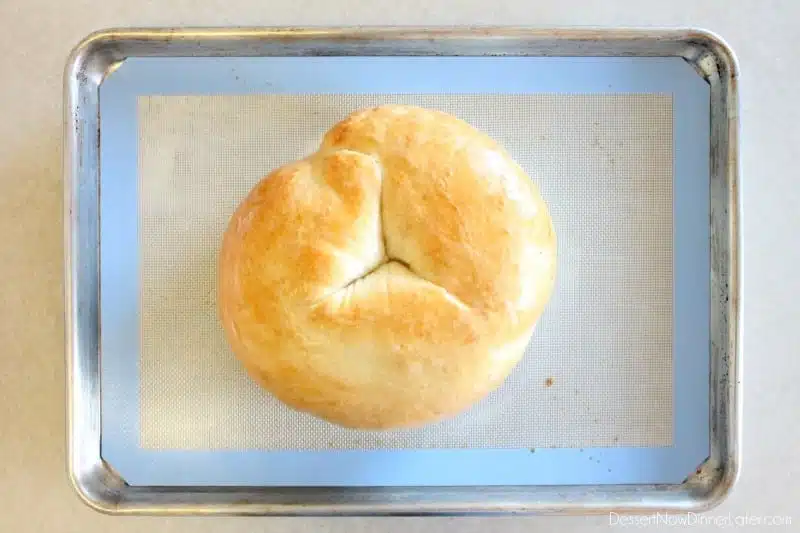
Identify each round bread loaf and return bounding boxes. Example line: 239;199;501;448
218;105;557;429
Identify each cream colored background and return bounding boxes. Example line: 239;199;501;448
0;1;796;531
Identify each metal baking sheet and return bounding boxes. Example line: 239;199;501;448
64;27;740;515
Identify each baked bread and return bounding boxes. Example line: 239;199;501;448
218;105;557;429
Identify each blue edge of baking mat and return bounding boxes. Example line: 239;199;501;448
99;56;710;487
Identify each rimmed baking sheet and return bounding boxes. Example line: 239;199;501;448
65;27;740;515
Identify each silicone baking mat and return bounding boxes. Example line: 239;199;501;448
98;56;710;487
137;93;673;451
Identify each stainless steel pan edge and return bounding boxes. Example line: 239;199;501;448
63;26;740;516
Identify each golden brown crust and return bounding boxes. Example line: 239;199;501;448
218;105;557;429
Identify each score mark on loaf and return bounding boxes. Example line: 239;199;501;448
217;104;557;429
